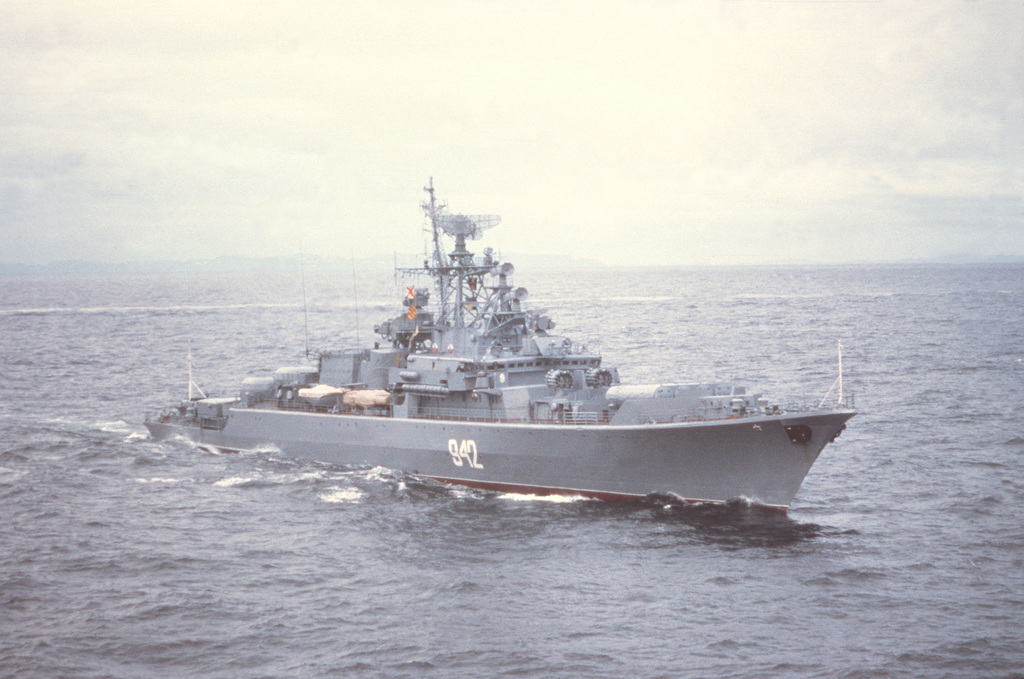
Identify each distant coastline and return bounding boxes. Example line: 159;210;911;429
1;253;1022;275
0;253;607;275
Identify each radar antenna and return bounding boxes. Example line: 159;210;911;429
436;213;501;240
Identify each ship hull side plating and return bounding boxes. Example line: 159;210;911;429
146;408;855;509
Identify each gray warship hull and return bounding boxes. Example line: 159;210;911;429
145;407;854;508
146;180;857;510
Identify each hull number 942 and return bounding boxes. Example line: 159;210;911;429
448;439;483;469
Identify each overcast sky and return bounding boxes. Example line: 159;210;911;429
2;1;1022;266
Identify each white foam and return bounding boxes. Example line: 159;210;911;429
97;420;133;433
445;487;484;500
209;469;335;488
135;477;180;484
320;486;365;503
0;467;27;483
498;492;586;503
43;417;133;434
214;476;254;487
362;466;395;482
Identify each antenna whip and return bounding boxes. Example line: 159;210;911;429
300;247;310;360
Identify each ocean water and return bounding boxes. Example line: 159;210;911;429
1;263;1023;678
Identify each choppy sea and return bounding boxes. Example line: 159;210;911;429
1;263;1022;678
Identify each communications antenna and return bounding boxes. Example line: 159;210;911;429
299;247;310;359
187;340;206;401
352;258;360;347
818;340;845;409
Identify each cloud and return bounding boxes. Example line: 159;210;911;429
1;1;1022;266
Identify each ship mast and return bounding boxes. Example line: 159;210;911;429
423;177;452;328
425;178;446;273
420;179;501;335
391;180;506;355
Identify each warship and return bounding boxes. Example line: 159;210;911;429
146;180;855;509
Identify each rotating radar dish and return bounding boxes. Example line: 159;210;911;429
437;213;501;240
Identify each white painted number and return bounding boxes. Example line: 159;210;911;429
447;439;483;469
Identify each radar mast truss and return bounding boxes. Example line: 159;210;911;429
395;179;527;356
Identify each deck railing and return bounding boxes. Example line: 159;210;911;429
238;397;851;426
